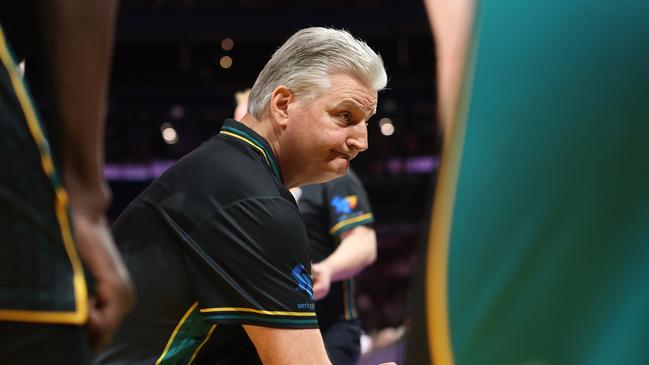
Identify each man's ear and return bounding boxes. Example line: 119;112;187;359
269;85;292;127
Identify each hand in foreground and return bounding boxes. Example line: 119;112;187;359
311;262;332;300
72;208;134;352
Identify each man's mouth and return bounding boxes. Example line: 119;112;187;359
333;151;354;161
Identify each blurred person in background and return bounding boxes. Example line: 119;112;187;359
408;0;649;364
290;173;377;365
0;1;134;364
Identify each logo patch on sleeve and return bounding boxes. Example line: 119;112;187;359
291;265;313;300
330;195;358;214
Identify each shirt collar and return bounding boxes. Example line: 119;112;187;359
219;119;283;183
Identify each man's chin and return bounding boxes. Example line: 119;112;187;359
294;162;348;187
313;166;347;185
335;158;349;173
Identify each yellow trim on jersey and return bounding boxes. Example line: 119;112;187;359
427;8;481;365
155;302;199;365
187;324;216;365
200;307;316;317
0;27;87;324
329;213;373;235
0;308;83;323
342;279;357;320
55;188;88;322
220;131;271;167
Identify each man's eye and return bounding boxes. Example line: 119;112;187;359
340;112;352;122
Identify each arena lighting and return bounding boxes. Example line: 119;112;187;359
104;160;176;181
220;55;233;69
104;155;439;182
160;122;172;132
162;127;178;144
221;38;234;51
161;123;179;144
379;117;395;136
170;104;185;119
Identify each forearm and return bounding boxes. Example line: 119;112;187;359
244;326;331;365
424;0;475;133
38;0;119;217
35;2;133;350
319;225;377;282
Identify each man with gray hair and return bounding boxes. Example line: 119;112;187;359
98;27;387;365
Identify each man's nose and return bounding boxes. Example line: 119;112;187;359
347;122;368;153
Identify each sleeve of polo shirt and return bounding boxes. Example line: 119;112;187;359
325;173;374;238
182;196;318;329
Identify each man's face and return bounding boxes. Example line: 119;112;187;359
282;73;377;187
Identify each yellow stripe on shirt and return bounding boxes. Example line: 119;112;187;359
220;131;271;168
329;213;373;236
200;307;316;317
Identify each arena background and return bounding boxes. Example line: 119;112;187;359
29;0;439;362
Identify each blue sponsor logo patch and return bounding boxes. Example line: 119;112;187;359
330;195;358;214
291;265;313;300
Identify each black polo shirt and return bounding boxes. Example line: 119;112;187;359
98;120;317;365
293;171;373;322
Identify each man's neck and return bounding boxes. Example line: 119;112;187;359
239;113;287;182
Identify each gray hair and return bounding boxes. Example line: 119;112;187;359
248;27;387;119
